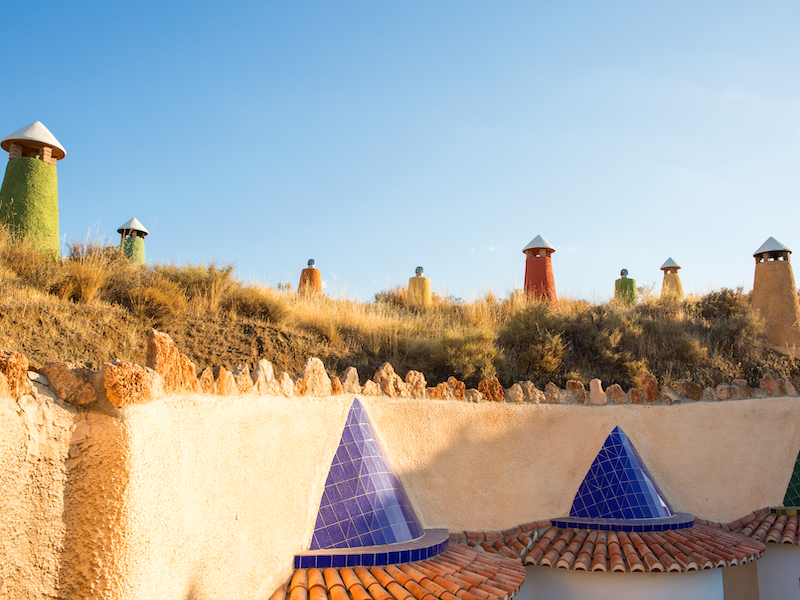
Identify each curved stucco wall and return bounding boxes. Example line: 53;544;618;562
2;391;800;598
0;394;74;600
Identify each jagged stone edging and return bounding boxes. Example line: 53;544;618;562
0;329;797;409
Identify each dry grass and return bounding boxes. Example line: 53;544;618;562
0;225;797;389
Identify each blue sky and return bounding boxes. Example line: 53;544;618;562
3;2;799;301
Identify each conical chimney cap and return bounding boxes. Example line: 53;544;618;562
522;234;555;253
1;121;66;159
117;217;149;236
753;237;791;257
660;257;681;271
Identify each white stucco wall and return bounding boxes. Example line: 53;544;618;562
757;544;800;600
517;565;723;600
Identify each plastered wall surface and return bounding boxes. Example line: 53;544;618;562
0;394;74;600
2;391;800;599
363;396;800;529
111;394;349;600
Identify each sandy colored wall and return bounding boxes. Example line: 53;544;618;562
365;396;800;529
0;393;75;600
3;391;800;599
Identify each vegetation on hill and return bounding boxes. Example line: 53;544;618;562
0;226;797;390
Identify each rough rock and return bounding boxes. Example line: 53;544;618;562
639;372;659;403
373;363;407;398
198;367;216;394
731;379;753;399
715;384;732;401
232;364;255;394
331;376;342;395
752;388;767;398
103;361;151;408
478;377;505;402
253;359;275;383
180;354;201;393
146;367;166;400
520;381;545;403
703;387;717;401
628;388;644;404
213;366;236;396
341;367;362;394
676;380;703;401
264;379;282;396
760;373;779;396
146;329;183;393
428;383;453;400
447;376;466;401
784;379;798;397
505;383;524;403
589;379;607;405
565;380;584;392
0;373;8;399
361;380;380;396
278;372;295;397
544;382;560;404
660;386;681;405
605;384;626;404
465;388;483;402
0;351;29;398
40;362;97;406
404;370;427;399
295;357;333;397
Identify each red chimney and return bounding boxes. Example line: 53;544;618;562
522;235;556;301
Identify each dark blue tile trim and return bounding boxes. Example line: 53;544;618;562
294;528;449;569
551;512;695;532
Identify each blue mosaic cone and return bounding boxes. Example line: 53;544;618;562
783;448;800;507
570;426;674;520
310;398;423;550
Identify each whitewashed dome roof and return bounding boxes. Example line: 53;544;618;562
753;236;791;257
660;257;681;270
1;121;66;159
522;234;555;253
117;217;149;236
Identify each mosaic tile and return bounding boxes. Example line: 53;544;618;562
310;398;423;550
783;448;800;507
570;426;673;520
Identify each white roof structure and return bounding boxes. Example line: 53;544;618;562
117;217;149;236
753;237;791;257
660;257;681;271
1;121;66;159
522;234;555;253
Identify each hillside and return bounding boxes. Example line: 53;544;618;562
1;229;798;390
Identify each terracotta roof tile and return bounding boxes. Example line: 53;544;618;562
275;546;524;600
455;521;762;574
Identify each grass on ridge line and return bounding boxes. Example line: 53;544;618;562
0;227;797;390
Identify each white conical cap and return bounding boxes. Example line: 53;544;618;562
1;121;66;159
117;217;149;236
522;234;555;253
753;237;791;257
660;257;681;271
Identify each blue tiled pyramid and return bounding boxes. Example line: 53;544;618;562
310;398;424;550
570;426;674;520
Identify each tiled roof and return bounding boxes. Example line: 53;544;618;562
272;544;526;600
455;521;764;573
698;507;800;545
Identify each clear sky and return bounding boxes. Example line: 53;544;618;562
3;2;799;302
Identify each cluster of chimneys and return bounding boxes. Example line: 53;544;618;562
3;121;799;357
521;233;800;357
0;121;148;263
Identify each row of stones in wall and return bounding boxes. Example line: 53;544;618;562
0;329;796;408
